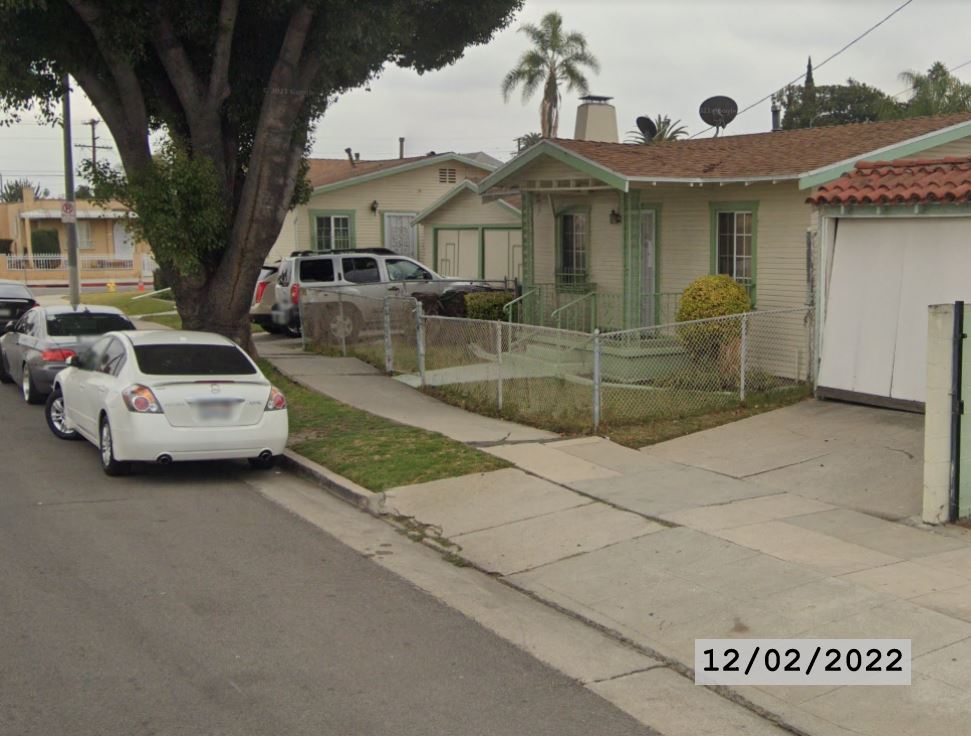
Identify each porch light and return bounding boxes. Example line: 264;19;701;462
370;199;379;214
609;209;622;224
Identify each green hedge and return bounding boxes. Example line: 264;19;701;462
31;229;60;255
464;291;514;321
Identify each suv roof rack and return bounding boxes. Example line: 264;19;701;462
289;247;397;257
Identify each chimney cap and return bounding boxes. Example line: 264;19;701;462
579;95;613;104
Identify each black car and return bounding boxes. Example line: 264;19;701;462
0;305;136;403
0;281;37;325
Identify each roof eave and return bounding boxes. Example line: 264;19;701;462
478;140;630;194
798;118;971;190
310;153;496;196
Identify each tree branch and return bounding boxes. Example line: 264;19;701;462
208;0;240;105
151;11;206;119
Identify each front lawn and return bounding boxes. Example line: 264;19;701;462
80;290;263;333
259;361;508;492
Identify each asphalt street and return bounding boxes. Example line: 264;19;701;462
0;382;653;736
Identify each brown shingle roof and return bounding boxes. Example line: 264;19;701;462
306;156;431;188
806;157;971;205
548;112;971;181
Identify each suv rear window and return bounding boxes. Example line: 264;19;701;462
299;258;335;283
133;344;256;375
47;312;134;336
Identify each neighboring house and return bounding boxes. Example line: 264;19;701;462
478;105;971;407
0;187;152;284
807;157;971;409
412;180;522;281
267;152;502;269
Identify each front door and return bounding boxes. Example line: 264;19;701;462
640;210;656;326
383;213;417;259
113;221;135;259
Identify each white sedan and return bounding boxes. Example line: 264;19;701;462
45;330;288;476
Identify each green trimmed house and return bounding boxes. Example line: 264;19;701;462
268;151;494;260
478;111;971;335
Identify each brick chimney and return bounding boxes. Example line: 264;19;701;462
574;95;618;143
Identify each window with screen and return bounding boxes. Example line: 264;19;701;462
315;215;351;250
715;211;754;285
558;211;588;286
76;221;94;250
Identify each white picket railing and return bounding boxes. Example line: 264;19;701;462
2;254;135;271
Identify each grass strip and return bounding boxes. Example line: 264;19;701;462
259;360;509;492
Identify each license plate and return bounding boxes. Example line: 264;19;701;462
197;401;235;420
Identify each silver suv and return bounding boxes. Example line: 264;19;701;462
272;248;463;337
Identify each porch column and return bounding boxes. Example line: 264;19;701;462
621;190;642;329
521;192;534;290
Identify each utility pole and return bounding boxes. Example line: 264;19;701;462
76;118;112;170
61;75;80;309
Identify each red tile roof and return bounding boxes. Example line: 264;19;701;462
806;157;971;205
547;112;971;181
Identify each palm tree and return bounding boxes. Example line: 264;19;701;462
896;61;971;117
625;115;689;144
501;12;600;139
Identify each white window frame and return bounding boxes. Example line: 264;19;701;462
77;220;94;250
715;210;753;285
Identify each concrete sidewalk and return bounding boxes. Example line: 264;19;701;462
261;336;971;736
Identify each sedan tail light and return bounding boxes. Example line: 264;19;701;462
122;384;164;414
41;348;77;362
265;386;287;411
290;283;300;305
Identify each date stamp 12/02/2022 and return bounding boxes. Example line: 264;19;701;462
695;639;911;686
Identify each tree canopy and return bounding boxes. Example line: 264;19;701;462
0;0;522;350
1;178;51;202
501;11;599;138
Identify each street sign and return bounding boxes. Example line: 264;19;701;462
61;201;76;223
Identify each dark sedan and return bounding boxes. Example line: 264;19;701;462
0;305;136;403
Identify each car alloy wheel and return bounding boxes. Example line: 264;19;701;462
45;390;79;440
99;417;131;476
21;366;41;404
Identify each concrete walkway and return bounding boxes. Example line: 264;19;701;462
261;335;971;736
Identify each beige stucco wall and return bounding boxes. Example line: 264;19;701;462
268;161;489;262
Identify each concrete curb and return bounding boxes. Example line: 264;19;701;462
280;450;388;516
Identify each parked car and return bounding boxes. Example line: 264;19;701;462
249;263;281;333
0;305;136;403
272;248;481;338
45;330;288;476
0;281;38;325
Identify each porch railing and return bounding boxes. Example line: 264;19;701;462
2;254;136;271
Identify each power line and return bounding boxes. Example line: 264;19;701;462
690;0;917;138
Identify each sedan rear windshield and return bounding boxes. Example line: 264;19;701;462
47;313;135;336
0;285;32;299
133;344;256;375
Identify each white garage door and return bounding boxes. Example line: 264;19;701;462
818;217;971;407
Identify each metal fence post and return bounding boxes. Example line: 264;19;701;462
383;297;393;374
299;287;307;352
416;302;426;388
338;291;347;357
740;313;748;402
592;328;602;431
496;320;503;412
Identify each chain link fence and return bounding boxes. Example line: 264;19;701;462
300;287;813;433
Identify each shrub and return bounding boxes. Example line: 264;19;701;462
465;290;514;321
31;229;60;255
676;275;751;360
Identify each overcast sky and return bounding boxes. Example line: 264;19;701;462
3;0;970;197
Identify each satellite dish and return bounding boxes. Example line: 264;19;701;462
636;116;658;141
699;96;738;131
